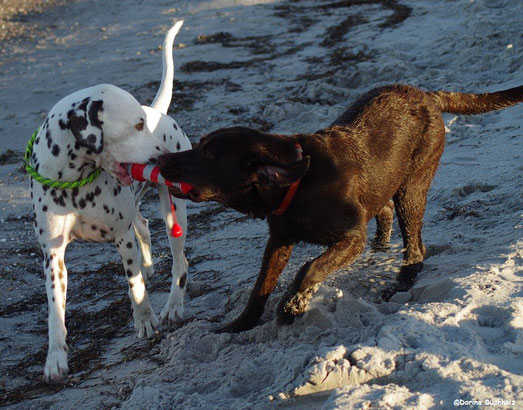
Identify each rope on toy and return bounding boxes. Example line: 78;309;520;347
126;163;192;238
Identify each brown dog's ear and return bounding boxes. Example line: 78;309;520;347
256;156;310;187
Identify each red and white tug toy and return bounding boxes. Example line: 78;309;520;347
126;163;193;238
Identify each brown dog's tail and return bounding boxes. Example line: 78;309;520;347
427;85;523;114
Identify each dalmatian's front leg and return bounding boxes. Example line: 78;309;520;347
115;228;159;338
35;210;74;382
42;241;70;382
157;185;188;323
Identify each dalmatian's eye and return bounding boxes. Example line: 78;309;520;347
135;118;145;131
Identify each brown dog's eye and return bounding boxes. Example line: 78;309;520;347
135;119;144;131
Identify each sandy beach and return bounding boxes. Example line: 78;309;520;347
0;0;521;408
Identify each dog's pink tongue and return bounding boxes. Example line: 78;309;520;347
120;174;133;186
114;163;133;186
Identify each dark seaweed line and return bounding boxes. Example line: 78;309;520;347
181;0;410;73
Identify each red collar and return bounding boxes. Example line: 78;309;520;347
273;143;303;216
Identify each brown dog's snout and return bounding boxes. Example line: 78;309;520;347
157;154;169;169
157;154;177;180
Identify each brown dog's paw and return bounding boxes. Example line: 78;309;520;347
277;288;316;324
380;262;423;301
276;308;297;325
380;283;405;302
398;262;423;286
216;317;256;334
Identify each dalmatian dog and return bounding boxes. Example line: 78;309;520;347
28;21;191;382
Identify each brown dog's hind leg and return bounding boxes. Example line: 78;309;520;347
393;140;443;287
219;236;294;333
393;186;426;287
371;199;394;252
277;231;367;324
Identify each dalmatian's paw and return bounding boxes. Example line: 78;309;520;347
133;306;160;339
160;302;185;324
44;346;69;382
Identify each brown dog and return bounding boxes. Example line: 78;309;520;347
158;84;522;332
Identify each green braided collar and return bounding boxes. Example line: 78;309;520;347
24;128;102;189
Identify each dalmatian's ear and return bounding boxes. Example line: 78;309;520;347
68;99;104;154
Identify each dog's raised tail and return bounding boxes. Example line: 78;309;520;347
150;20;184;115
427;85;523;115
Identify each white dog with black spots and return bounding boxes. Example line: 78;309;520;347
28;21;191;382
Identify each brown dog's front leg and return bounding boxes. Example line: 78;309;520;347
278;233;366;324
220;236;294;333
